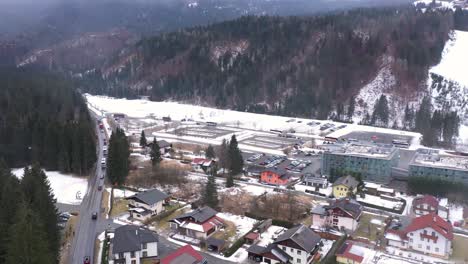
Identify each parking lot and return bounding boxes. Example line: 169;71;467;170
339;131;413;145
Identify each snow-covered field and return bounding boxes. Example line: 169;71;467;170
12;168;88;205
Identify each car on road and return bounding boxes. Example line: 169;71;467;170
100;174;105;179
83;256;91;264
98;186;103;191
91;212;98;220
101;158;106;169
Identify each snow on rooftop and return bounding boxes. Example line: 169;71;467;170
412;153;468;171
12;168;88;205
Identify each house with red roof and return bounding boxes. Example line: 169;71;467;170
169;207;224;242
336;242;366;264
412;195;449;219
385;213;453;258
161;245;206;264
191;158;216;174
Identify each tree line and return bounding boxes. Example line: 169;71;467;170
0;163;60;264
106;127;130;186
0;69;96;175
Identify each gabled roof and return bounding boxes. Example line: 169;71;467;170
112;225;158;254
173;206;218;223
412;195;439;209
405;213;453;240
247;244;290;263
158;140;172;149
161;245;204;264
274;224;321;252
126;189;168;205
333;175;359;188
325;198;362;219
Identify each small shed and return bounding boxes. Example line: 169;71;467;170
245;232;260;245
206;237;226;253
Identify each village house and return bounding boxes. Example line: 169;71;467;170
385;213;453;259
110;225;159;264
332;175;359;198
260;167;290;186
335;242;375;264
412;195;449;219
311;198;362;232
160;245;206;264
169;207;224;242
126;189;169;221
191;158;216;174
147;139;172;155
302;173;328;189
247;224;322;264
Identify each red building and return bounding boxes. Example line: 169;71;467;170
161;245;205;264
260;167;290;185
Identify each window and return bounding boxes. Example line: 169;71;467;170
142;243;147;249
131;261;136;264
418;244;422;249
130;251;135;258
435;247;439;252
297;258;301;263
297;250;301;255
426;246;430;250
409;238;413;242
409;233;413;236
142;251;148;257
283;246;286;251
118;253;124;259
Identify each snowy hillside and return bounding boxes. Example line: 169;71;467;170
428;30;468;118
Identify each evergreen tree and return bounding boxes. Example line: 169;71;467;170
205;145;216;160
107;128;130;185
226;174;235;188
371;95;389;127
203;174;219;208
140;130;147;147
150;137;161;166
21;164;60;263
347;96;355;121
5;202;54;264
228;135;243;176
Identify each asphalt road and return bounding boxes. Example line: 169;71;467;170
69;116;107;264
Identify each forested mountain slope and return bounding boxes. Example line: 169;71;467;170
92;7;454;122
0;69;96;174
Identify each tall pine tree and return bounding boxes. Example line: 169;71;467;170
150;137;161;166
205;145;216;160
228;135;243;176
202;174;219;208
140;130;147;147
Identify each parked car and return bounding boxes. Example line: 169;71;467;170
91;212;98;220
84;256;91;264
98;186;103;191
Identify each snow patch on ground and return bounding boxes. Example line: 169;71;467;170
108;188;136;198
12;168;88;205
217;212;257;239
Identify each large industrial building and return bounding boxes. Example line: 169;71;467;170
321;142;400;183
409;149;468;184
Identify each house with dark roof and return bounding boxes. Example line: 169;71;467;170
110;225;159;264
147;140;172;155
126;189;169;221
247;224;322;264
385;213;453;259
412;195;449;219
302;173;328;189
160;245;206;264
311;198;363;232
260;167;291;186
332;175;359;198
169;207;224;242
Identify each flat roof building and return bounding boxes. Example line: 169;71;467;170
409;149;468;184
321;142;399;183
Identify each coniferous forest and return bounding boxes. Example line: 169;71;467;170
0;163;61;264
0;69;97;175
